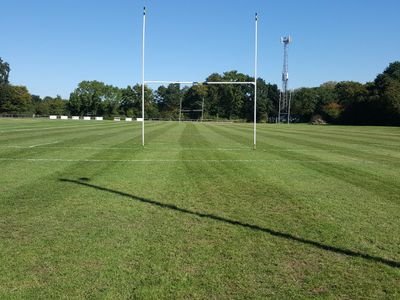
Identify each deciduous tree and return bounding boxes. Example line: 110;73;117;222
0;58;10;85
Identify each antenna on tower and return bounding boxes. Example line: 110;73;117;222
278;36;292;124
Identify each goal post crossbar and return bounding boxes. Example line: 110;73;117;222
141;7;258;149
144;81;255;86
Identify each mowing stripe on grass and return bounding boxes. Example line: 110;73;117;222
0;157;373;163
0;122;135;133
0;120;399;298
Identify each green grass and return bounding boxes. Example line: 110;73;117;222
0;118;399;299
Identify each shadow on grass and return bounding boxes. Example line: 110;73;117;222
60;178;400;269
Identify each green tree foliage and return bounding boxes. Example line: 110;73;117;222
68;81;122;117
32;95;48;115
291;87;320;122
0;57;11;85
322;102;343;122
290;61;400;125
48;96;67;115
182;85;208;120
182;85;203;119
317;82;337;110
32;95;67;116
205;71;253;120
204;71;271;122
334;81;369;124
204;73;223;118
372;62;400;125
221;71;251;119
120;85;140;117
31;95;42;103
257;79;278;122
2;62;399;125
155;84;182;119
0;85;32;114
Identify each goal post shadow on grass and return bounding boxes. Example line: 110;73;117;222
141;7;258;149
60;178;400;269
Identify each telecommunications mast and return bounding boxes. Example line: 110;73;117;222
278;36;292;124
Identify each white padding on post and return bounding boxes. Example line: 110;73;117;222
137;118;144;122
126;118;133;122
114;117;121;122
49;115;57;120
72;116;79;120
84;116;91;121
60;116;68;120
95;117;103;121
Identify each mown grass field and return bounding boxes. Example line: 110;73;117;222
0;118;399;299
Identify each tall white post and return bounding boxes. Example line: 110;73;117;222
141;7;146;146
253;13;258;150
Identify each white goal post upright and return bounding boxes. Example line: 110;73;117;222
141;7;259;149
254;13;258;150
141;7;146;146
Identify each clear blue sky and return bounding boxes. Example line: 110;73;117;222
1;0;399;98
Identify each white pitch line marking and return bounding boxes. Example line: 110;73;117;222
0;158;374;164
0;145;250;151
29;141;60;148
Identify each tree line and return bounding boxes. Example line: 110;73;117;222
292;61;400;125
0;57;399;125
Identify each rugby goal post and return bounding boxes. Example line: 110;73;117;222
141;7;258;149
